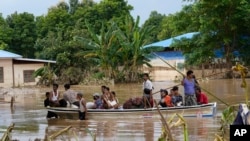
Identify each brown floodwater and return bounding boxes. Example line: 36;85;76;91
0;78;249;141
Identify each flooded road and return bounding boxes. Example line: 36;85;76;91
0;78;248;141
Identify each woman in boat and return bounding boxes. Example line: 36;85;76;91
158;89;167;107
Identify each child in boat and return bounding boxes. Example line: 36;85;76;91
44;92;58;118
76;92;87;120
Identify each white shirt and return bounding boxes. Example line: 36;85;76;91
51;90;59;101
143;79;153;90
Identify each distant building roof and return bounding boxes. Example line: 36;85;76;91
151;51;185;60
143;32;199;48
14;58;56;63
0;50;22;58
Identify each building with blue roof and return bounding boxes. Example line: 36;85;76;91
143;32;199;49
0;50;56;87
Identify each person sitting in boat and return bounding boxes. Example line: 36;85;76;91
165;89;174;107
102;86;110;109
171;86;183;106
101;85;106;95
63;83;79;107
49;83;60;107
44;92;58;119
111;91;119;105
76;92;87;120
109;92;119;109
158;89;168;107
92;93;103;109
195;87;208;105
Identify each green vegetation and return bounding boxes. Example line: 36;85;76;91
1;0;250;84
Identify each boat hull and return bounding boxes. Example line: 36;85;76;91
47;102;217;120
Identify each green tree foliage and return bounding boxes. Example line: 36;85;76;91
158;5;199;40
170;0;250;68
194;0;250;68
75;16;163;82
141;11;166;43
5;12;37;58
0;14;12;50
115;16;164;82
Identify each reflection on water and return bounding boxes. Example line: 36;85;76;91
0;79;249;140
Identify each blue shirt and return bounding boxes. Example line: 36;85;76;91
183;78;195;95
95;99;103;109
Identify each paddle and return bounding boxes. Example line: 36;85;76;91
152;52;230;106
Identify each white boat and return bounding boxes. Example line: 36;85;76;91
46;102;217;120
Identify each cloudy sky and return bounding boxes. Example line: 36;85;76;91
0;0;192;24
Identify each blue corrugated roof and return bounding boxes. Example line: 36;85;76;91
150;51;185;60
0;50;22;58
143;32;199;48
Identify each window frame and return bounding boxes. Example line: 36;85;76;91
0;67;3;83
23;70;35;83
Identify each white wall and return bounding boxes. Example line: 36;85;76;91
13;64;44;87
0;59;14;87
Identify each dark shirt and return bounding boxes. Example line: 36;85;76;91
44;98;58;118
95;98;103;109
172;95;183;106
44;98;50;107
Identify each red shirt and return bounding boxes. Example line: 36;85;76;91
197;92;208;104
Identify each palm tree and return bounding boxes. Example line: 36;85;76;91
116;16;163;81
74;21;120;79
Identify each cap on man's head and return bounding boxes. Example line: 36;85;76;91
93;93;100;97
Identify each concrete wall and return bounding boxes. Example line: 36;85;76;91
145;58;185;81
146;58;228;81
0;59;14;87
13;64;44;87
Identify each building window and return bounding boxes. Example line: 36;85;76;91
23;70;35;82
0;67;3;83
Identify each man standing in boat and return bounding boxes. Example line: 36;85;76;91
63;84;79;107
142;73;153;108
182;70;197;106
